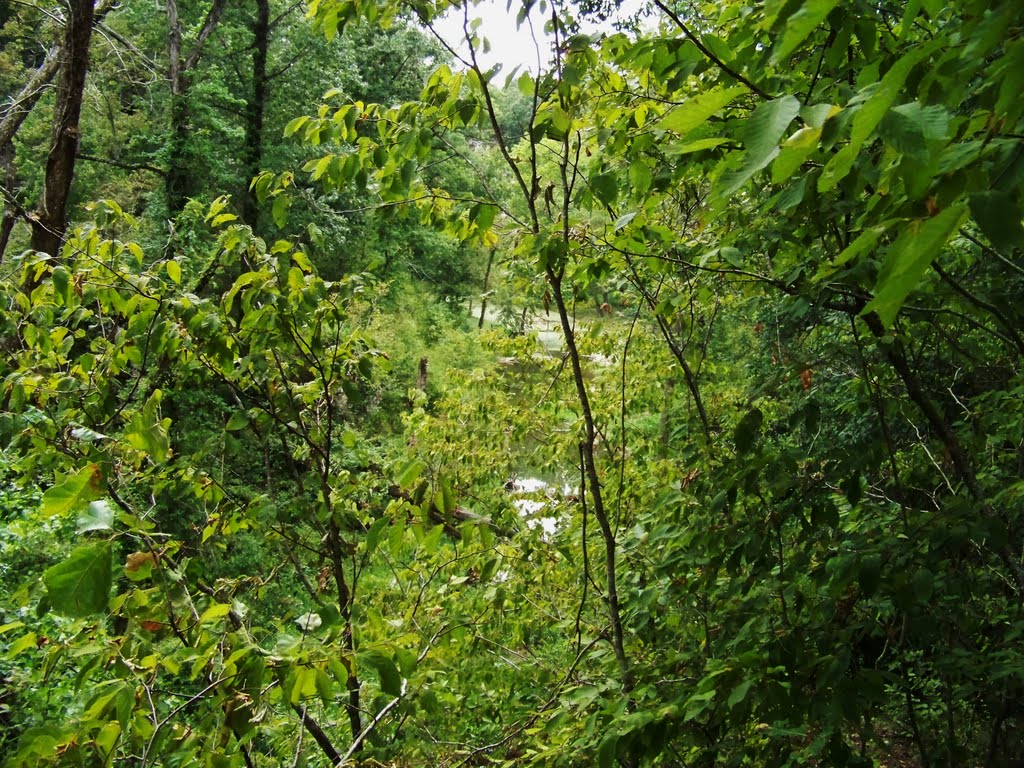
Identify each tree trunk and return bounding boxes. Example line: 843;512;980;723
0;0;115;157
164;0;228;217
29;0;96;258
478;248;494;328
241;0;270;226
0;144;18;264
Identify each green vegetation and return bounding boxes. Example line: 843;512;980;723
1;0;1022;766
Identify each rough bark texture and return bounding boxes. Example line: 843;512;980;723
29;0;96;258
0;0;115;157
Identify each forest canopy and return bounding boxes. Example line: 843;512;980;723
1;0;1023;766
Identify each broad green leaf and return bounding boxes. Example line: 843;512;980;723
771;0;839;64
771;126;821;184
613;212;638;231
813;223;890;281
315;669;334;705
200;603;232;623
659;86;746;138
734;409;764;454
284;116;310;137
43;542;113;617
359;649;402;696
715;96;801;201
628;160;652;195
395;459;426;489
744;95;802;162
878;102;949;159
291;666;318;704
165;259;182;285
76;500;115;533
6;632;37;658
597;733;618;768
272;194;290;228
727;678;752;708
670;137;730;155
225;411;250;431
366;516;391;555
126;392;171;463
969;191;1024;254
863;204;967;326
820;43;936;191
43;466;102;518
590;172;618;207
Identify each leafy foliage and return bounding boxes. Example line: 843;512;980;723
2;0;1023;766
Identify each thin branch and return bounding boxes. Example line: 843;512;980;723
76;152;166;176
652;0;772;100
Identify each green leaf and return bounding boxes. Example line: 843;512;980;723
628;160;652;195
225;411;250;431
6;632;37;658
744;95;803;162
165;259;182;285
858;555;882;597
43;466;102;518
659;86;746;138
714;96;801;202
771;126;821;184
771;0;839;64
290;666;317;704
43;542;113;617
862;204;967;326
272;194;290;229
820;43;936;191
727;678;752;708
365;516;390;555
597;733;618;768
284;116;310;137
734;409;764;454
359;649;402;696
813;223;889;281
395;459;426;489
912;569;935;601
126;392;171;463
590;172;618;207
671;137;730;155
76;500;115;533
200;603;232;623
969;191;1024;254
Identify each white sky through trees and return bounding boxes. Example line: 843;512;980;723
429;0;652;75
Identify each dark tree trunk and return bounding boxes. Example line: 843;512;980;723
29;0;96;258
0;0;114;157
0;145;18;264
241;0;270;226
164;0;228;217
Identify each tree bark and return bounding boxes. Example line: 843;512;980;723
0;0;115;157
0;145;18;264
29;0;96;258
165;0;228;216
241;0;270;226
